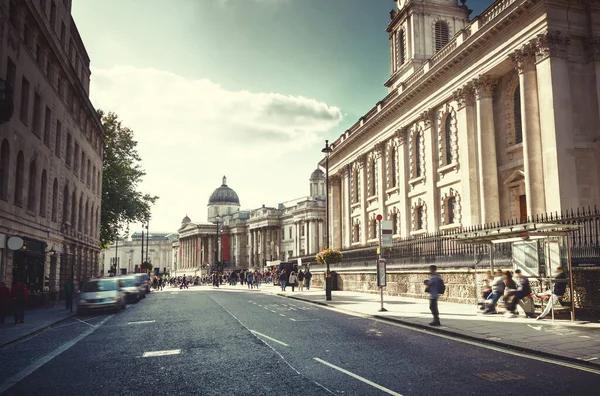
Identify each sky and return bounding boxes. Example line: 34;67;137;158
71;0;494;234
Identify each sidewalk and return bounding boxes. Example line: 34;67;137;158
250;284;600;367
0;304;75;348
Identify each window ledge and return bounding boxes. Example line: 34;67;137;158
439;223;461;232
438;162;458;176
411;230;427;236
367;195;378;204
351;202;361;209
386;186;399;195
506;143;523;155
409;176;425;186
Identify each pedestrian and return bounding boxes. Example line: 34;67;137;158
0;282;11;323
304;269;312;290
279;270;288;291
247;272;254;289
536;266;568;320
478;270;493;310
11;279;28;324
297;270;305;292
506;269;531;317
423;265;442;326
288;272;298;292
483;269;505;314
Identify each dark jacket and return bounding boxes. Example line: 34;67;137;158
305;271;312;280
0;286;11;305
297;271;305;281
279;272;288;282
11;283;29;301
553;272;568;296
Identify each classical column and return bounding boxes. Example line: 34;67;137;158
511;44;546;217
374;142;387;222
474;75;501;224
453;84;480;225
331;174;343;250
535;31;576;212
420;109;439;231
295;223;300;256
396;128;410;236
358;154;368;245
342;165;351;248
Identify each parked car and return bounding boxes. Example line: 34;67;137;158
134;273;150;295
117;275;144;303
77;278;127;314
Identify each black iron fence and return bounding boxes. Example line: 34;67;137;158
295;205;600;270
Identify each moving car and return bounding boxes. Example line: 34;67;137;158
117;275;144;303
77;278;127;314
134;273;150;295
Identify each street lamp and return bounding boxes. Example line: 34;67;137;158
215;214;222;273
322;139;333;301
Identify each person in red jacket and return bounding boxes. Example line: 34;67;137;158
0;282;11;323
11;280;28;324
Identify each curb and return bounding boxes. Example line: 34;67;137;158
0;312;76;349
275;293;600;371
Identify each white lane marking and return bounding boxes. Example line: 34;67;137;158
294;319;320;322
314;358;403;396
250;330;289;347
128;320;156;325
270;310;277;313
74;317;96;328
579;336;592;339
0;315;113;394
142;349;181;358
279;314;286;317
170;292;179;295
289;318;297;322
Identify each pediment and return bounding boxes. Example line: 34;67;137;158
504;170;525;186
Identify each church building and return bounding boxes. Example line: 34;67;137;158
321;0;600;251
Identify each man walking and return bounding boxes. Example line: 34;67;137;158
304;269;312;290
11;279;28;324
424;265;441;326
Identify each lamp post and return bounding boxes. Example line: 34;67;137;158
215;214;221;273
322;139;333;301
145;216;150;264
114;226;119;276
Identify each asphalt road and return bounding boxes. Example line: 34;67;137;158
1;286;599;395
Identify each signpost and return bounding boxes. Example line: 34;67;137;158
376;215;388;312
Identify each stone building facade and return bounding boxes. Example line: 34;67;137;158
100;232;176;276
174;172;326;275
0;0;103;293
322;0;600;251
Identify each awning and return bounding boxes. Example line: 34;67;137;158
449;223;580;245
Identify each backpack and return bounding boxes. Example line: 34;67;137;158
438;278;446;295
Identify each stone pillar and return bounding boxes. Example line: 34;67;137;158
295;223;300;256
511;44;546;217
535;31;577;212
453;85;480;225
420;109;439;231
342;166;351;248
397;129;410;236
331;174;342;250
359;154;368;245
473;75;501;224
306;220;311;254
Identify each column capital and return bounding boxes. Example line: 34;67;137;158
535;30;570;62
452;84;475;110
340;165;350;178
329;174;342;184
394;127;408;144
356;153;367;169
509;43;537;74
473;76;499;100
373;141;385;158
584;36;600;62
418;108;434;129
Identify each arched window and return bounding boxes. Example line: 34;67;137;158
51;179;58;221
353;223;360;243
39;169;47;217
27;160;37;211
62;185;69;224
370;158;376;196
447;196;457;224
513;84;523;144
371;219;377;239
70;191;77;229
415;206;425;230
0;140;9;199
14;151;24;206
445;114;454;165
434;21;450;52
414;134;422;178
87;159;91;185
395;30;406;69
391;212;398;235
353;171;359;203
78;194;83;232
390;146;397;188
84;200;89;235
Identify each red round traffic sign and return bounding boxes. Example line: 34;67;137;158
376;214;383;221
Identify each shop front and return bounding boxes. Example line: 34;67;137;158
12;237;47;293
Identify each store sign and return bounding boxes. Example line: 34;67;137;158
377;258;386;287
381;220;393;247
7;236;24;250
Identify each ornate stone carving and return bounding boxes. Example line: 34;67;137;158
373;141;385;158
437;103;459;168
356;153;367;169
419;108;433;128
473;76;498;100
395;127;407;144
452;84;474;110
509;43;537;74
583;36;600;62
535;31;570;61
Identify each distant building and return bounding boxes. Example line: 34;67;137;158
100;232;177;276
175;172;326;275
0;0;103;292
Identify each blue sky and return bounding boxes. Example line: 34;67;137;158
71;0;494;232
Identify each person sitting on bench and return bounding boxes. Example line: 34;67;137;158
506;269;531;317
536;266;568;320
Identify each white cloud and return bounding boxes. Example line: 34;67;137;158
90;65;342;231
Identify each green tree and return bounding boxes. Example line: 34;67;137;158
98;110;158;248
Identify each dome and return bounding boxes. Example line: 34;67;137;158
208;176;240;206
310;168;325;180
181;215;191;224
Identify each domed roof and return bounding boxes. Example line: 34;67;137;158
209;176;240;206
181;215;191;224
310;168;325;180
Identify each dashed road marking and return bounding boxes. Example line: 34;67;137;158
142;349;181;358
250;330;289;347
128;320;156;325
314;357;403;396
474;371;525;382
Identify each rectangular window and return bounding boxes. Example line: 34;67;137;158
19;77;31;124
55;120;62;157
65;132;72;167
23;24;30;48
60;22;66;46
32;92;42;136
45;58;50;77
73;142;79;173
8;1;18;27
43;106;52;146
36;44;41;64
50;1;56;29
6;58;16;91
40;0;47;14
80;151;85;180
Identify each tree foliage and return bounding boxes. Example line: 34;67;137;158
98;110;158;248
